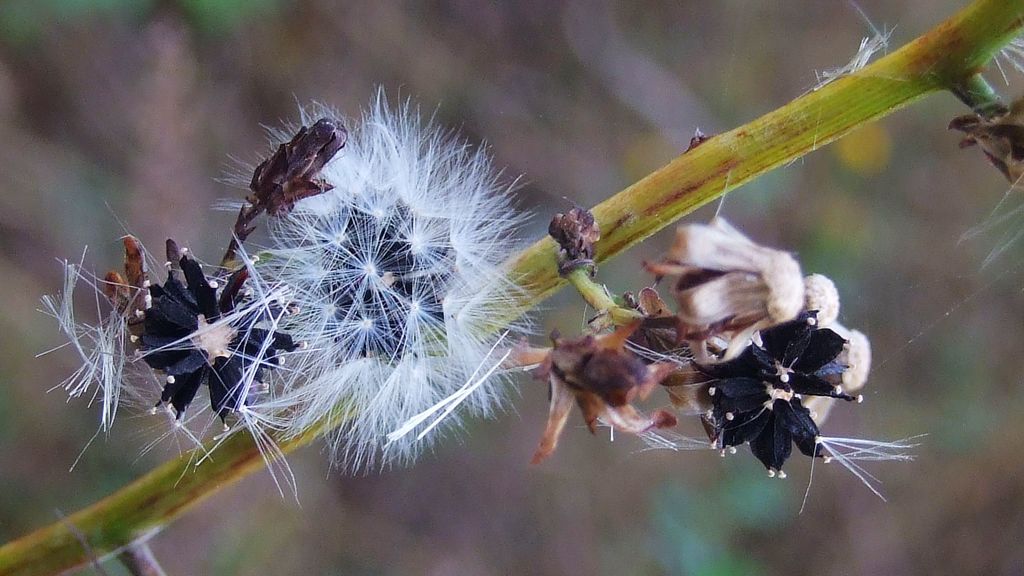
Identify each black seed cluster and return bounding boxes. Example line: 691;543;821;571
141;249;297;420
697;311;856;473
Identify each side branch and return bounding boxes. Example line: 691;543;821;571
505;0;1024;319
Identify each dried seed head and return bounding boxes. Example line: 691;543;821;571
528;322;678;464
949;97;1024;183
804;322;872;425
696;311;858;473
139;243;297;420
803;273;840;327
645;218;804;360
258;98;526;471
549;206;600;275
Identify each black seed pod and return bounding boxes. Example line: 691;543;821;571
141;242;297;420
698;311;858;474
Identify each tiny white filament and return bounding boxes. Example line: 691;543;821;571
385;332;511;446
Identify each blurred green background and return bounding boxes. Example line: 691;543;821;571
2;1;1024;574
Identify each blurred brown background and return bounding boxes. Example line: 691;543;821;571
2;1;1024;574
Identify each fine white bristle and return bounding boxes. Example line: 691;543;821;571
813;434;923;501
813;29;892;90
39;254;131;432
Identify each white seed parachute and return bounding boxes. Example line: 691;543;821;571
259;97;527;471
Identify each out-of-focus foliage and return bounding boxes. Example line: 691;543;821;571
0;0;282;43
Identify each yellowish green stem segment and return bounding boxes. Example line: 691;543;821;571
1;1;1021;574
505;0;1024;320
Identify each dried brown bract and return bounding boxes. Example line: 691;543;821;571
549;206;600;275
950;97;1024;183
102;236;151;332
625;287;683;358
249;118;348;216
645;218;804;361
521;322;678;464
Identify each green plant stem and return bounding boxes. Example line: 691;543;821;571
1;1;1021;575
505;0;1024;323
951;73;1008;117
564;268;642;325
0;421;327;576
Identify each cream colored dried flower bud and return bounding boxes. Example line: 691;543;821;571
838;325;871;393
646;217;804;360
805;322;871;425
803;273;840;327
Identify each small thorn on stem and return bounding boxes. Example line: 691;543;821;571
117;541;168;576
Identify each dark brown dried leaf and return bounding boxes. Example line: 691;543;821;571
528;322;678;463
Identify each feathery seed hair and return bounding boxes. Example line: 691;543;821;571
260;98;526;470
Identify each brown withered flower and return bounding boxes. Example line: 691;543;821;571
950;97;1024;183
223;118;348;267
645;218;804;362
625;287;683;359
102;236;151;337
549;206;601;275
518;322;678;464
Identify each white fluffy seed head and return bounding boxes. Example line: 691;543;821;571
262;97;526;471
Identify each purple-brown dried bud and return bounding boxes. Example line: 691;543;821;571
250;118;348;216
223;118;349;269
549;207;600;275
524;322;678;464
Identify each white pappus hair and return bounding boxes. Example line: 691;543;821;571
39;253;131;432
260;97;526;471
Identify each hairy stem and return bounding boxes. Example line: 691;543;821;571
505;0;1024;320
0;422;326;576
1;1;1021;575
